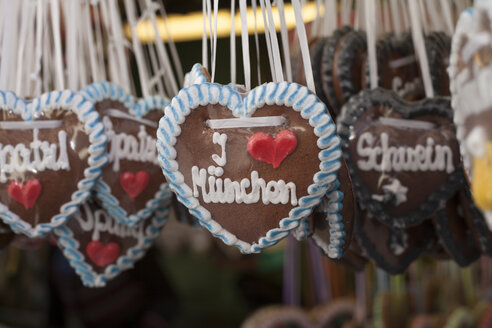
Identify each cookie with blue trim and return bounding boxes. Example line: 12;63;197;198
54;191;171;287
79;82;170;226
338;89;463;228
311;158;354;259
0;90;107;237
157;69;342;253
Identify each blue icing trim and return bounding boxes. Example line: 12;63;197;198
156;78;343;254
54;197;171;288
0;90;108;237
78;82;171;227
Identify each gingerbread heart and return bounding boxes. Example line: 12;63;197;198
157;74;341;253
79;82;170;226
54;189;171;287
338;89;463;228
0;90;107;237
355;206;435;274
311;158;354;259
433;191;481;266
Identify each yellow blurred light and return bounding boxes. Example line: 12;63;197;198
126;2;319;43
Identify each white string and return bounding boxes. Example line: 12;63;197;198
211;0;219;83
239;0;251;90
30;0;44;96
202;0;208;69
65;0;79;90
389;0;402;36
82;0;98;83
327;0;337;36
145;0;178;96
277;0;292;83
366;0;378;89
42;0;52;93
206;0;213;73
15;1;33;95
408;0;434;98
91;1;107;82
50;0;65;90
0;0;17;90
259;0;276;81
252;0;262;85
265;0;284;83
124;0;151;97
312;0;322;38
230;0;236;85
440;0;454;34
99;0;120;85
157;0;184;87
103;109;158;128
110;0;133;93
379;117;435;130
292;0;315;92
0;120;63;130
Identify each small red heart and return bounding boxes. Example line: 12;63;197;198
247;130;298;168
120;171;150;199
8;179;42;210
86;241;120;267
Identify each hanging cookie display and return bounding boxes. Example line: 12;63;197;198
157;70;342;253
54;188;171;287
0;90;108;237
79;82;170;226
338;89;463;228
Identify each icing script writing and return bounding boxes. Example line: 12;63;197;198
103;116;159;172
356;132;455;173
392;77;421;98
191;132;298;205
0;129;70;183
74;203;145;243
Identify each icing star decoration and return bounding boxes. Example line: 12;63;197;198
382;179;408;206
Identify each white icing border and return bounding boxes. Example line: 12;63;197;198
54;185;172;287
157;69;342;254
0;90;108;237
79;82;171;227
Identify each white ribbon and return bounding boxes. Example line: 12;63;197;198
50;0;65;90
365;0;378;89
206;116;287;129
292;0;315;92
252;0;262;84
239;0;251;90
0;120;63;130
103;109;158;128
277;0;292;83
230;0;236;85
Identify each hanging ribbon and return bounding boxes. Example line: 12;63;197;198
239;0;251;90
292;0;315;92
230;0;236;85
365;0;378;90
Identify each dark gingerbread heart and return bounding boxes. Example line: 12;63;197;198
54;189;171;287
338;89;463;228
157;80;341;253
320;26;354;117
80;82;170;226
311;158;355;259
0;90;107;237
355;206;435;274
362;33;425;101
433;191;481;267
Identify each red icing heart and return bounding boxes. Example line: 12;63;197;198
86;241;120;267
8;180;42;210
247;130;298;168
120;171;150;199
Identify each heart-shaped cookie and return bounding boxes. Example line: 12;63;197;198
157;76;341;253
311;158;354;259
355;206;435;274
54;188;171;287
338;89;463;228
433;191;481;266
0;90;107;237
79;82;170;226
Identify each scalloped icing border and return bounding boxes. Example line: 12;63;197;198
54;185;172;287
0;90;108;237
311;178;346;259
337;88;465;229
79;82;171;227
157;76;343;254
183;63;209;88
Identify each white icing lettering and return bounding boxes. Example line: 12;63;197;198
0;128;70;183
211;132;227;166
191;166;298;206
103;116;159;172
356;132;455;173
